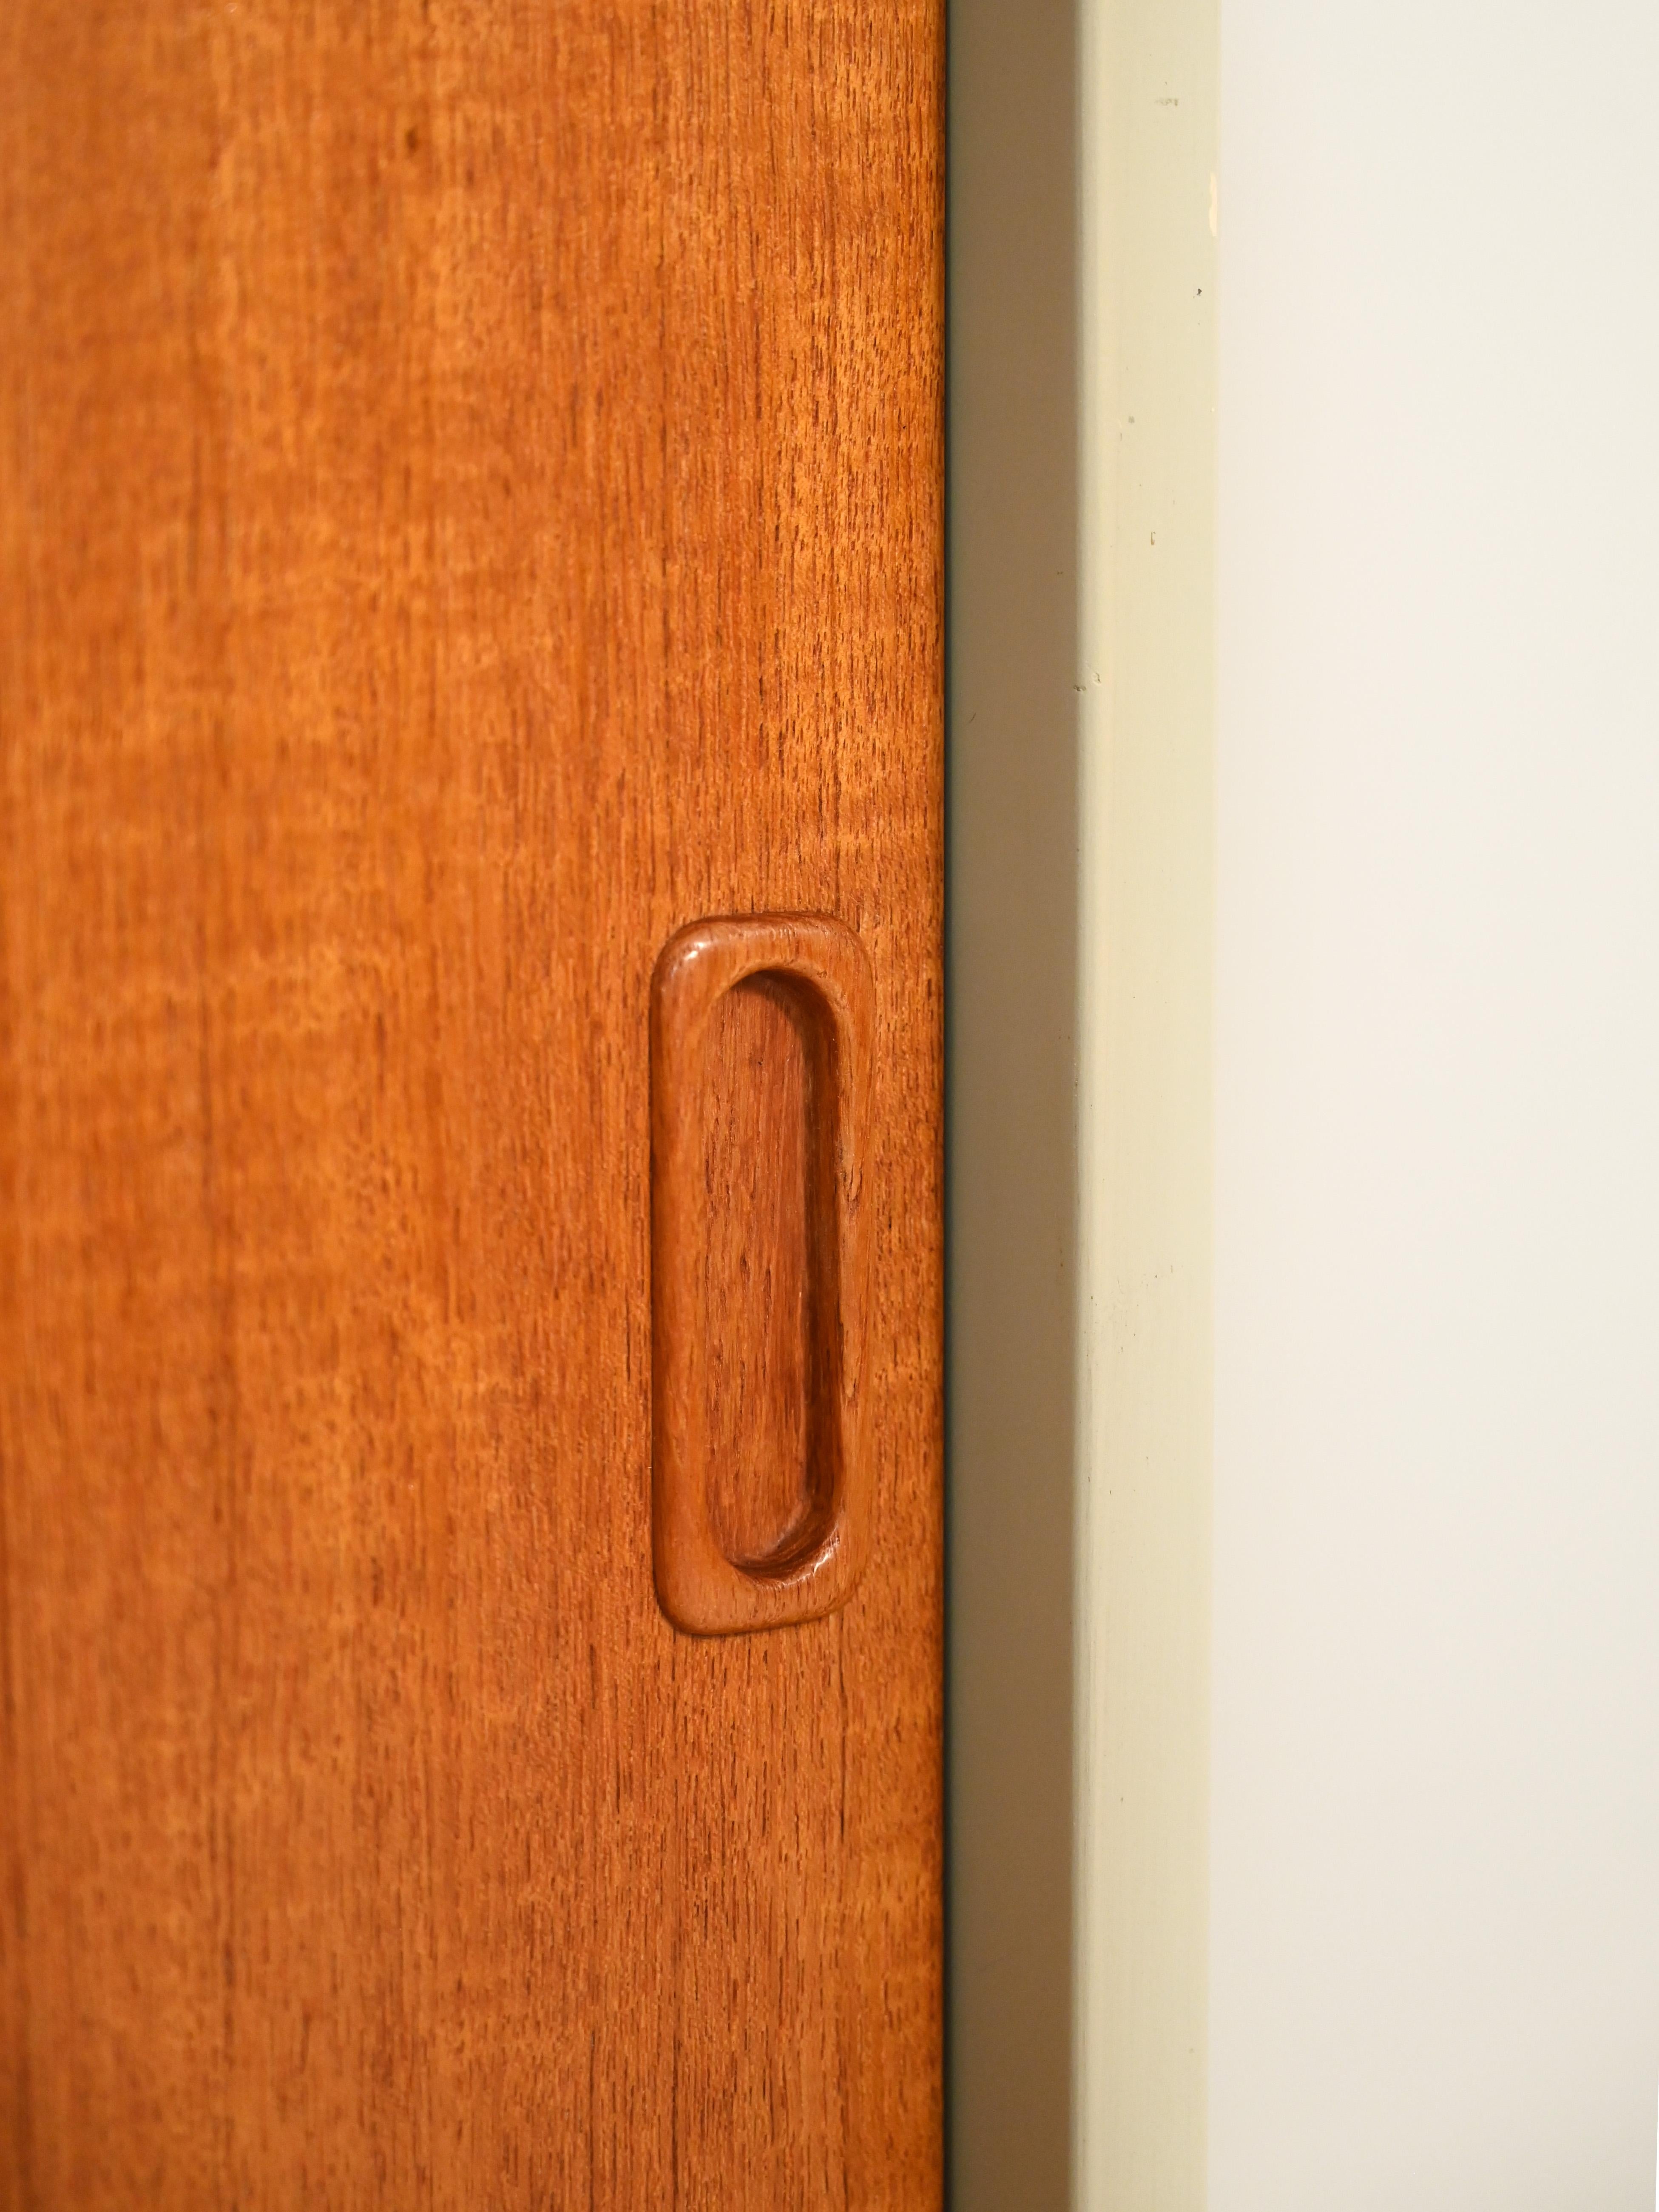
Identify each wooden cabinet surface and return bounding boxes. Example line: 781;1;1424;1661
0;4;943;2202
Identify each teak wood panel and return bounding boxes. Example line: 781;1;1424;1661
0;3;943;2206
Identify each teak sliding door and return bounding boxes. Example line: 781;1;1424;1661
0;4;943;2203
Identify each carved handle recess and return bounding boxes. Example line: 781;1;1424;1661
651;913;875;1635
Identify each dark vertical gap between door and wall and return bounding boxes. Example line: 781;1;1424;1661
946;2;1081;2206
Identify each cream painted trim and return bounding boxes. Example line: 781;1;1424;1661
1075;0;1217;2201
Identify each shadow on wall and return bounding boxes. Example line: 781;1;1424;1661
945;2;1078;2206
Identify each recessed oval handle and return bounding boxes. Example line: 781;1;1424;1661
650;913;875;1635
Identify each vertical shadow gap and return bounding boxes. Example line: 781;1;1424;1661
945;0;1080;2205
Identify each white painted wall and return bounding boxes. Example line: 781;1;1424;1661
1212;2;1659;2205
952;2;1659;2201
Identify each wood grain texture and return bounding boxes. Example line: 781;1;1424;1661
652;914;875;1634
0;0;943;2203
